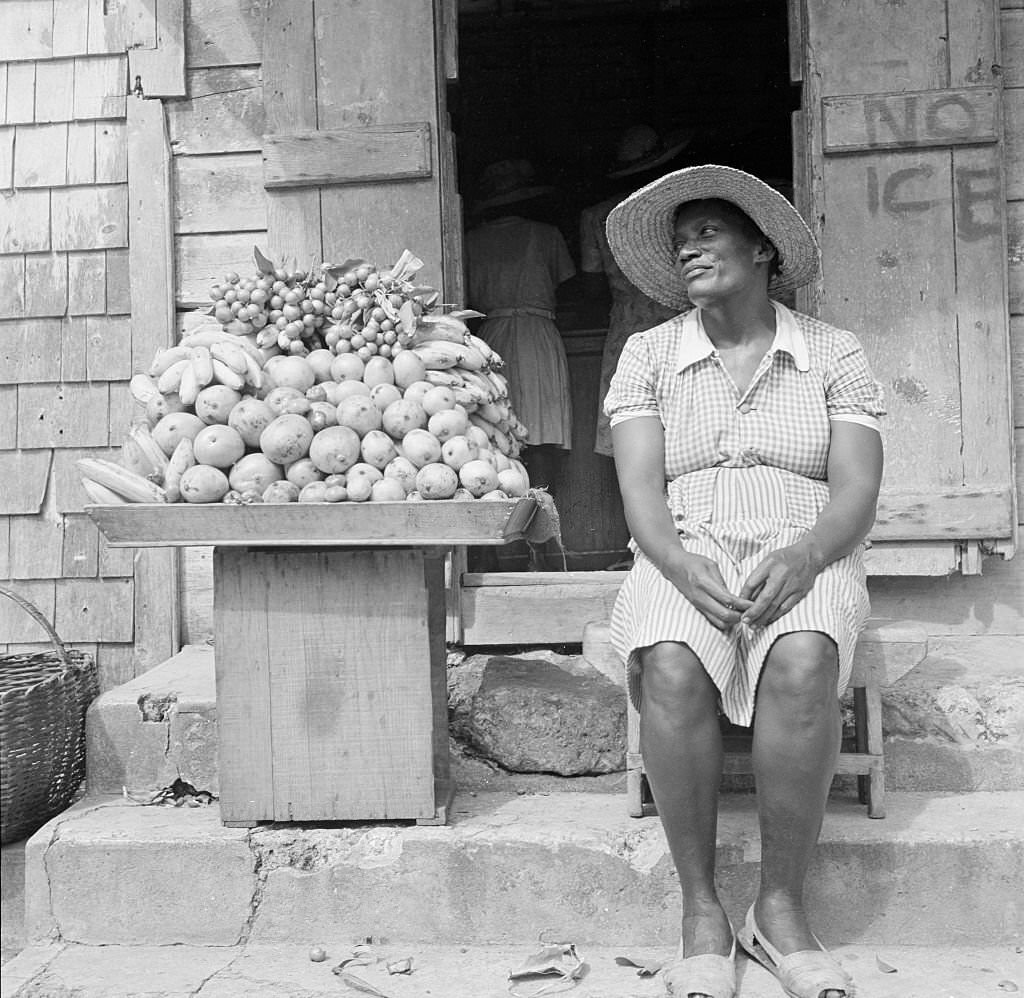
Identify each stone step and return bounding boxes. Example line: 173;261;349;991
4;940;1022;998
22;789;1024;950
85;636;1024;801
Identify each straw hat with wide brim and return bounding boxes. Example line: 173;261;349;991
473;159;556;212
606;124;695;180
605;164;821;310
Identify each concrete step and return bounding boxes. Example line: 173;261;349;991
4;940;1022;998
21;789;1024;951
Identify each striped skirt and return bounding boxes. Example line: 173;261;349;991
609;465;869;726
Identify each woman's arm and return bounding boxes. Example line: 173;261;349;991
738;421;883;626
612;416;750;630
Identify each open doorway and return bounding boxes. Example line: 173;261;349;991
451;0;798;571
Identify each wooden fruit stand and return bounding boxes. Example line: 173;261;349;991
86;498;539;826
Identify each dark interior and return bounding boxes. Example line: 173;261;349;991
451;0;798;569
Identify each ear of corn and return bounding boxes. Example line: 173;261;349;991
76;458;168;503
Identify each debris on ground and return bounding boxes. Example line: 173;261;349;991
508;942;586;996
121;777;217;807
614;954;664;977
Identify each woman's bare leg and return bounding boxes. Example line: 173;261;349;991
751;631;845;995
640;642;733;960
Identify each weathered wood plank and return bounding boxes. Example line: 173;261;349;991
1006;87;1024;201
25;253;69;317
1012;316;1024;425
0;126;13;188
822;88;999;153
68;252;107;315
262;0;321;263
98;530;135;576
0;517;9;578
873;487;1013;539
9;514;65;579
132;547;178;674
262;123;432;189
176;231;268;306
86;315;133;380
107;381;136;444
55;577;134;642
0;581;56;643
66;121;97;185
106;248;131;314
95;642;136;690
0;3;55;62
1002;9;1024;87
34;60;75;124
0;189;51;252
73;55;127;120
87;0;129;55
62;513;100;577
49;445;123;514
52;0;90;59
0;450;52;514
186;0;263;69
0;390;15;448
0;256;27;319
165;67;263;155
4;63;36;126
127;98;175;372
129;0;186;98
18;383;110;448
60;316;89;380
95;120;127;183
51;185;127;252
14;122;68;186
0;318;63;383
862;542;959;576
0;68;7;130
1009;199;1024;315
172;152;266;233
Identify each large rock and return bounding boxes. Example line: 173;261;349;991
449;651;626;775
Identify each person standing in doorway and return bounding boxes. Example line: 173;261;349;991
579;124;694;458
465;159;576;494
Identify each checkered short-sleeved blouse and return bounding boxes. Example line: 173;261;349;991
603;302;885;724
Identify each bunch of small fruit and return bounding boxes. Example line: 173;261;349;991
78;250;532;506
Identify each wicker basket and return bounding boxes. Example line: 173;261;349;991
0;587;99;844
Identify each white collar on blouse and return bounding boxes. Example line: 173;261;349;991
675;300;810;373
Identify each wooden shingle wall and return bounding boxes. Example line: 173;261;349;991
1;0;179;689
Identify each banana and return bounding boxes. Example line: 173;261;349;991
178;361;200;406
148;345;193;378
210;340;249;376
82;478;128;505
469;414;512;455
411;340;466;370
485;370;509;399
452;387;481;411
212;359;246;391
191;346;214;387
453;368;496;401
477;401;506;425
454;380;490;405
180;327;233;349
129;373;159;405
77;458;168;503
127;424;169;479
411;315;470;346
256;327;278;350
423;369;464;388
157;358;191;395
453;343;488;372
162;437;195;503
120;433;154;478
241;352;265;391
466;334;502;368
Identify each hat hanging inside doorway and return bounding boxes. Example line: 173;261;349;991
473;159;556;212
605;163;821;310
606;124;696;179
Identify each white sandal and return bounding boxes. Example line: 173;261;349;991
662;935;737;998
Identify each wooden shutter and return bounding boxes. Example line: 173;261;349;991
261;0;450;295
794;0;1016;572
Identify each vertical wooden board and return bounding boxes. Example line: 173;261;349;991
73;55;127;120
264;549;435;820
105;248;131;314
68;252;107;315
175;231;267;306
25;253;69;318
0;517;9;578
165;67;265;155
128;0;186;98
60;316;89;380
85;315;132;380
107;381;137;443
97;531;135;576
1009;200;1024;315
0;256;27;319
95;120;127;183
213;547;275;821
0;318;63;384
52;0;91;59
127;97;175;371
0;389;16;448
1005;88;1024;202
262;0;322;263
4;63;36;126
17;383;109;448
9;515;64;579
124;0;157;49
95;642;136;691
62;513;99;577
1003;9;1024;86
185;0;262;69
14;122;68;186
172;152;267;234
1012;315;1024;423
424;551;450;794
51;185;128;251
54;577;134;642
0;580;56;643
0;189;51;253
66;122;98;185
34;60;75;124
132;547;178;674
0;67;7;128
87;0;128;56
0;127;14;188
0;3;55;63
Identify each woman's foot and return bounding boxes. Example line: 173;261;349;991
664;905;736;998
681;903;734;958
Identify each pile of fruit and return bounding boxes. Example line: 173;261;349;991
78;249;532;505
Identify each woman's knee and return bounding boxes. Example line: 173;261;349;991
759;632;838;704
640;642;718;713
